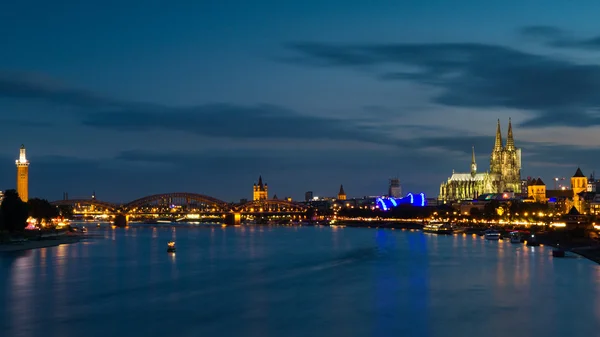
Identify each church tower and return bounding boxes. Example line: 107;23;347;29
253;175;268;201
15;144;29;202
337;184;347;200
490;119;503;175
571;168;587;213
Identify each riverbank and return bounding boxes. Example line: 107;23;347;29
0;235;83;252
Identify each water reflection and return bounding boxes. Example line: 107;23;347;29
2;227;600;337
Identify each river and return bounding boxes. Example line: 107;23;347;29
1;224;600;337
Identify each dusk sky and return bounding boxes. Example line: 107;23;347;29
2;1;600;203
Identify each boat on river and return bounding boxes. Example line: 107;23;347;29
167;241;176;253
484;229;501;241
423;222;453;234
509;231;522;243
526;234;540;246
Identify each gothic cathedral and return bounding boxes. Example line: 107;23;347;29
439;119;522;202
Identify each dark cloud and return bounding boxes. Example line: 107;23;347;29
518;25;600;50
0;119;53;127
0;72;122;109
0;72;400;144
286;41;600;128
82;103;394;144
518;25;565;40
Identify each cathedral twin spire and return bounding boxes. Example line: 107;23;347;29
494;118;515;150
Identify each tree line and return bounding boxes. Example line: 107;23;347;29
0;189;72;232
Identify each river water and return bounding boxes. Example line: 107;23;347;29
1;225;600;337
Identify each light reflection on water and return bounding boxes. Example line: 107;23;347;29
2;226;600;337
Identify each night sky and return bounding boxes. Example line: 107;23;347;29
2;1;600;203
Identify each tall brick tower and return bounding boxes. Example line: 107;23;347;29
16;144;29;202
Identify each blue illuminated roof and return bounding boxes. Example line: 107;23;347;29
376;193;427;210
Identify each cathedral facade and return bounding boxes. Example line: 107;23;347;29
439;119;522;202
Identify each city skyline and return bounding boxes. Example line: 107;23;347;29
2;1;600;201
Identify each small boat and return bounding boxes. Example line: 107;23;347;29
526;234;540;246
81;226;88;233
509;231;521;243
423;222;453;234
167;241;176;253
484;230;501;241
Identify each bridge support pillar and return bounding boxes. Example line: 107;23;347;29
224;212;241;226
114;214;128;227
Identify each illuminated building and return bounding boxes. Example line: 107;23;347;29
15;144;29;202
527;178;546;202
388;178;402;198
337;184;346;200
253;175;268;201
571;168;587;213
438;119;522;202
376;193;427;210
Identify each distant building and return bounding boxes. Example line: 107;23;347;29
389;178;402;198
16;144;29;202
586;173;600;192
0;190;4;204
305;191;313;202
253;175;268;201
337;185;346;200
520;179;528;194
439;119;522;202
527;178;546;202
571;168;587;213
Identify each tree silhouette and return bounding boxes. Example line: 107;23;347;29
57;205;74;219
1;189;29;232
27;198;59;225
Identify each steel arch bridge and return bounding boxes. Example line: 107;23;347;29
51;193;310;219
124;192;229;211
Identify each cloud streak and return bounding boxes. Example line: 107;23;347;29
519;25;600;50
286;41;600;128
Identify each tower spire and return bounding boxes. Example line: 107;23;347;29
494;119;503;150
506;117;514;149
470;146;477;176
337;184;347;200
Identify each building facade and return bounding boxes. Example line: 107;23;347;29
253;176;268;201
571;168;587;213
527;178;547;202
439;119;522;202
16;144;29;202
388;178;402;198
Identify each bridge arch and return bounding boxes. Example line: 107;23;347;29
50;199;118;211
235;199;308;213
124;192;229;210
